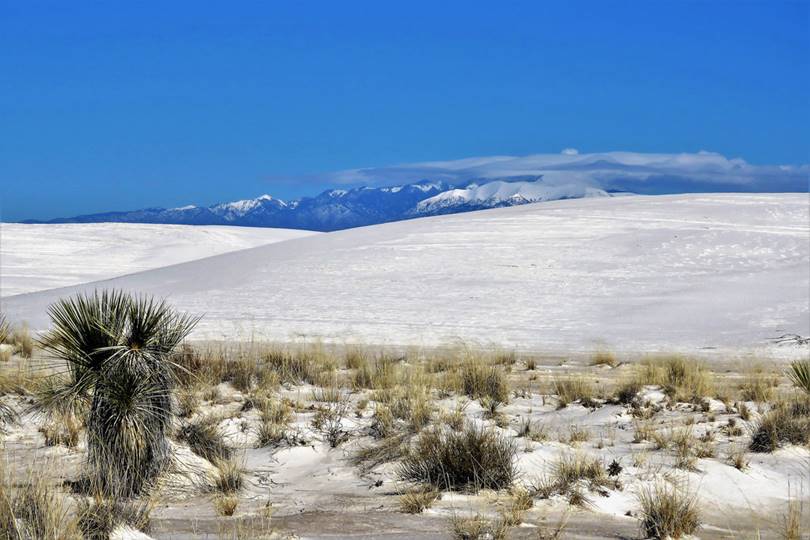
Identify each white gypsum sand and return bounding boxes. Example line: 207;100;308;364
4;194;808;354
0;222;317;297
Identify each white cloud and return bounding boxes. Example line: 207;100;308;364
561;148;579;155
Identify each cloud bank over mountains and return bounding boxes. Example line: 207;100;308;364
327;150;809;193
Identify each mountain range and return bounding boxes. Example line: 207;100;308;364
22;151;808;231
27;177;613;231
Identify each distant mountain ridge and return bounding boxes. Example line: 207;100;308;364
26;177;613;231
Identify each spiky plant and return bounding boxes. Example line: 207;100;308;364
787;360;810;395
0;313;9;344
39;290;197;497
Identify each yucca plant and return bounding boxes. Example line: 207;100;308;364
787;360;810;395
39;290;197;497
0;313;9;344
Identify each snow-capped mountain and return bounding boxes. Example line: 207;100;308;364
413;177;610;216
31;177;602;231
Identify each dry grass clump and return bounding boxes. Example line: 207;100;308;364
214;494;239;516
311;395;352;447
590;350;617;367
538;452;615;505
553;375;597;408
399;422;516;491
517;417;548;442
177;415;233;463
749;397;810;452
76;495;152;540
40;412;82;447
726;446;749;470
213;459;244;495
9;323;34;359
613;377;642;404
636;481;701;539
780;494;805;540
460;360;509;404
399;485;440;513
638;356;714;403
0;471;78;539
262;347;322;385
449;513;509;540
739;365;780;402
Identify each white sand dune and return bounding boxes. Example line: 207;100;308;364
3;194;808;353
0;222;317;297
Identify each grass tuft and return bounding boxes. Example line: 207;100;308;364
398;422;516;491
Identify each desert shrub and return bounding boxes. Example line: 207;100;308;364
461;361;509;403
40;290;197;497
177;415;232;463
636;481;701;539
398;422;516;491
749;398;810;452
788;360;810;395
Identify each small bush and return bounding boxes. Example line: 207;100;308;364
398;422;517;491
10;324;34;358
637;481;701;539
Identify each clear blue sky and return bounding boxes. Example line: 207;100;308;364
2;1;808;221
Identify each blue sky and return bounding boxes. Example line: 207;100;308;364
1;1;808;221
